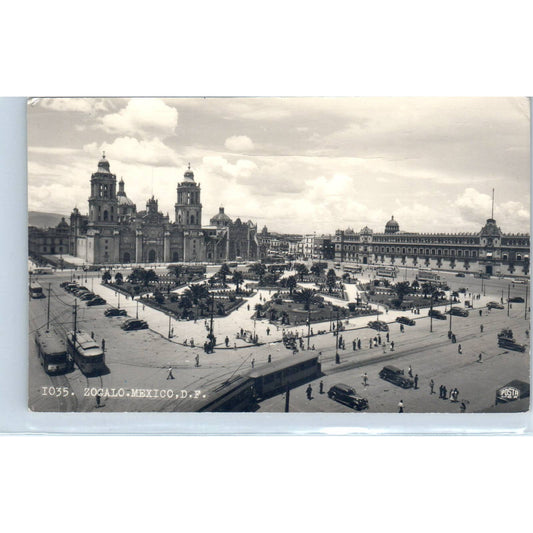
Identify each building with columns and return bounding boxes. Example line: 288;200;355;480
68;154;259;264
334;215;530;276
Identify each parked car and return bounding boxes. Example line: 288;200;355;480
396;316;415;326
368;320;389;331
428;309;446;320
79;292;96;301
86;297;106;306
65;283;78;292
498;337;526;352
327;384;368;410
455;273;466;277
487;301;504;310
509;296;525;303
104;308;127;317
448;307;469;317
60;281;71;288
379;365;414;388
121;319;149;331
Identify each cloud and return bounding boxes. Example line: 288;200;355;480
37;98;110;114
83;137;180;167
224;135;254;152
99;98;178;138
454;188;492;225
202;156;257;179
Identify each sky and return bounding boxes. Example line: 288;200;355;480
27;97;530;235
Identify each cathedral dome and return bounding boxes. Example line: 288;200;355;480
210;207;232;226
385;215;400;234
118;194;135;207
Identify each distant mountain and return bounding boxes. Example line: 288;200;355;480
28;211;68;228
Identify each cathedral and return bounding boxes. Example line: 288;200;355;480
68;154;259;265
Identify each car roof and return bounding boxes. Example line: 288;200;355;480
331;383;355;393
383;365;402;372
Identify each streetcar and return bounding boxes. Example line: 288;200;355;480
66;330;106;375
416;268;440;282
249;352;322;400
195;376;257;412
34;328;70;375
343;264;362;274
29;281;45;299
376;266;398;278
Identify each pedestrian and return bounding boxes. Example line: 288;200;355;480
378;334;382;345
369;339;373;349
358;339;361;350
480;324;484;333
268;353;272;363
362;372;368;386
478;353;483;363
390;341;395;351
458;344;462;354
400;324;404;333
439;385;443;399
306;385;313;400
429;379;435;394
386;332;390;342
414;374;418;389
234;342;237;350
398;400;404;413
408;365;413;378
319;380;324;394
442;386;447;400
479;309;482;317
91;331;95;339
251;358;255;368
353;340;356;351
95;393;101;408
167;367;174;380
225;336;229;347
526;330;530;338
190;338;194;347
195;354;199;367
266;327;270;336
101;338;105;352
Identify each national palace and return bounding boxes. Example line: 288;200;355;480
30;154;259;265
334;215;530;276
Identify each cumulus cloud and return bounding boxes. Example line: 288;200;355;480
224;135;254;152
99;98;178;138
83;137;180;167
38;98;110;114
203;156;257;179
454;188;492;225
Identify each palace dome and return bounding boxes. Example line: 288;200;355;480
385;215;400;234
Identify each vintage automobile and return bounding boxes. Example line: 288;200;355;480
121;319;149;331
379;365;414;388
455;273;466;277
79;292;96;301
428;309;446;320
487;301;504;310
448;307;469;317
395;316;415;326
104;307;128;317
508;296;525;303
495;380;530;404
86;296;106;306
368;320;389;332
327;383;368;410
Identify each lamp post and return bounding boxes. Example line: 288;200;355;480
335;309;340;364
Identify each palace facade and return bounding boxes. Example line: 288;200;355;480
334;216;530;276
64;154;259;264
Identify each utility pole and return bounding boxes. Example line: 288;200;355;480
335;309;340;364
46;283;51;332
507;285;510;317
430;294;433;333
73;299;78;344
136;298;139;319
284;385;290;412
117;291;121;309
525;281;529;321
448;292;452;334
168;313;172;338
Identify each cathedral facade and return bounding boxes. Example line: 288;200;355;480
69;154;259;265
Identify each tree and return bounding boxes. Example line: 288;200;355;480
294;288;315;311
185;283;209;304
393;281;411;306
326;269;337;293
411;279;419;290
421;282;432;298
154;289;165;305
286;275;297;296
102;270;111;284
232;271;244;293
294;263;309;281
114;272;123;284
144;269;159;287
218;263;231;285
172;265;184;284
178;294;192;310
249;262;267;284
310;262;326;278
128;267;146;284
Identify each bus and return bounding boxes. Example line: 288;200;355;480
376;266;398;278
29;282;45;299
416;269;440;283
34;329;71;374
32;266;54;275
344;264;362;274
66;330;106;375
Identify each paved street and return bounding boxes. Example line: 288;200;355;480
28;265;530;413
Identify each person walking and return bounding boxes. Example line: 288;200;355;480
95;393;101;408
91;331;95;339
362;372;368;386
480;324;484;333
377;334;382;345
319;380;324;394
195;354;199;367
414;374;418;389
266;327;270;336
429;379;435;394
442;385;447;400
167;367;174;380
398;400;404;413
458;344;462;354
358;339;361;350
268;354;272;363
408;365;413;378
390;341;395;351
386;332;390;342
439;385;444;399
225;336;229;347
101;338;105;352
306;384;313;400
251;358;255;368
478;353;483;363
353;340;356;351
479;309;482;317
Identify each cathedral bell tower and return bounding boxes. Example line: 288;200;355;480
174;163;202;228
88;152;118;225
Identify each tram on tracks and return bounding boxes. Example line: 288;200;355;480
29;281;45;299
190;353;322;412
376;266;398;278
34;328;71;375
66;330;106;376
